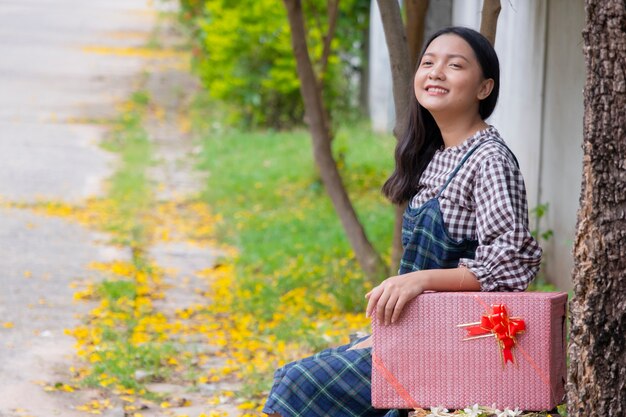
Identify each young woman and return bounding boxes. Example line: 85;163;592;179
262;26;542;417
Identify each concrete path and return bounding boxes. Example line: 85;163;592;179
0;0;155;414
141;52;240;415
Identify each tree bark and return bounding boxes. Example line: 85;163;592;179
283;0;387;284
376;0;412;142
376;0;413;274
391;202;407;274
405;0;429;71
568;1;626;415
479;0;501;46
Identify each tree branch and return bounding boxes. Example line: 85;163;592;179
318;0;340;86
480;0;501;46
376;0;413;273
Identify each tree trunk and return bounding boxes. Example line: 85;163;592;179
391;202;407;274
376;0;412;142
405;0;429;71
479;0;501;46
568;1;626;415
376;0;413;274
283;0;387;284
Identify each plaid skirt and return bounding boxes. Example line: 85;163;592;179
262;336;401;417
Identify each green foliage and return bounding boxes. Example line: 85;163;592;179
178;0;205;21
179;0;370;128
528;202;557;291
531;203;555;242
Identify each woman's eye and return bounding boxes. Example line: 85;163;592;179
450;63;462;69
421;60;432;66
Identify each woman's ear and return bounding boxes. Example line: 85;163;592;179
477;78;494;100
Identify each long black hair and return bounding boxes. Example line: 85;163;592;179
382;26;500;204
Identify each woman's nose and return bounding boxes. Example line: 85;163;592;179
428;67;443;80
428;65;444;80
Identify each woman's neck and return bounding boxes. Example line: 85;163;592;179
433;114;489;149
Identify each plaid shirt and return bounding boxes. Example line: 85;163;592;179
409;126;542;291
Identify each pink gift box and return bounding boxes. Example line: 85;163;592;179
371;291;568;411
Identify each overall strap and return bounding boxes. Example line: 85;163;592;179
435;138;518;198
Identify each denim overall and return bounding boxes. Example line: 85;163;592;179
399;138;517;275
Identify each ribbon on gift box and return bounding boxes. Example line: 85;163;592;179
456;303;526;365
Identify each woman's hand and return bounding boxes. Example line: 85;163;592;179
365;271;426;325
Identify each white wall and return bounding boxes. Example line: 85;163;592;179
539;0;585;290
368;0;395;132
452;0;482;28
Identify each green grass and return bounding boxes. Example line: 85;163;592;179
99;279;137;303
78;89;175;395
101;90;154;249
197;120;397;318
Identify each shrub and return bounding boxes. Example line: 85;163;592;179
179;0;369;128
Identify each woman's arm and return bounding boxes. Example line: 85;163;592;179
365;266;481;326
459;156;542;291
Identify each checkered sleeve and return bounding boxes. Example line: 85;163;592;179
459;156;542;291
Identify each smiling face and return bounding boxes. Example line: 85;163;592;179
414;34;494;119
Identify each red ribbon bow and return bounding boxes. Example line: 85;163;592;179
461;303;525;365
